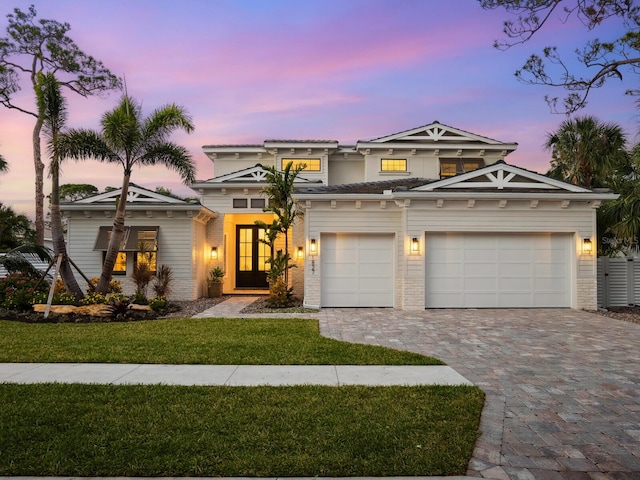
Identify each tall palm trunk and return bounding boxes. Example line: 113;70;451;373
50;153;83;299
32;117;45;245
96;174;130;293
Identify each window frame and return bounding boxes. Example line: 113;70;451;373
283;158;321;172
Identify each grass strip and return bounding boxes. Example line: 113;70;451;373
0;318;440;365
0;383;483;477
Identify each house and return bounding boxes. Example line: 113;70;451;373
62;121;617;310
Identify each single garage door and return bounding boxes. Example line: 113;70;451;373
425;232;571;308
321;233;394;307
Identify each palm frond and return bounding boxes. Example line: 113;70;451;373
57;129;121;165
140;142;196;184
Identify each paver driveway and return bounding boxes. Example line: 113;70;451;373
317;308;640;480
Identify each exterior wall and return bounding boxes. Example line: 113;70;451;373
404;199;597;309
328;155;364;185
302;200;402;308
210;154;274;178
302;197;599;310
65;210;201;300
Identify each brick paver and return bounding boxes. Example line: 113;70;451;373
315;308;640;480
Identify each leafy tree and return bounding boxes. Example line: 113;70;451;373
0;202;36;251
480;0;640;113
57;95;195;294
545;115;627;188
255;163;305;305
59;183;98;202
36;72;83;299
598;143;640;255
0;5;121;244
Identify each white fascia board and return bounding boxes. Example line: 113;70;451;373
264;141;338;149
355;141;518;152
294;193;392;201
202;146;266;154
392;191;619;201
61;203;217;215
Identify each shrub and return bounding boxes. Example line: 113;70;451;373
131;263;152;298
87;277;122;294
132;289;148;305
149;296;168;312
80;292;108;305
0;273;49;311
152;265;173;297
52;292;77;305
106;296;130;320
266;277;294;308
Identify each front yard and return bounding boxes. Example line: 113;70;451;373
0;316;484;477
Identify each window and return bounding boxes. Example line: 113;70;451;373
283;158;321;171
440;159;483;178
94;226;159;275
103;251;127;275
251;198;266;209
233;198;248;208
381;159;407;172
135;251;157;273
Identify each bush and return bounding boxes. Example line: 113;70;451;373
106;296;130;320
132;289;148;305
266;277;294;308
52;292;77;305
87;277;122;294
0;273;49;311
152;265;173;297
149;296;168;312
80;292;108;305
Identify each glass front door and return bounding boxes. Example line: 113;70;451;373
236;225;269;288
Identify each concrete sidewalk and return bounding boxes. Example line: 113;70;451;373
0;363;471;386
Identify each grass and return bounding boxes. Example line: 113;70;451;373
0;383;484;477
0;317;441;365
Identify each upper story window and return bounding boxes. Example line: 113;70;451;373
283;158;321;171
381;159;407;172
440;159;483;179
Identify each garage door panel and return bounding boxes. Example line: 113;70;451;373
426;233;571;308
321;233;394;307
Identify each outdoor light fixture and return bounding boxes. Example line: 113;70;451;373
297;246;304;259
582;238;593;255
310;238;317;255
411;237;420;254
211;246;218;259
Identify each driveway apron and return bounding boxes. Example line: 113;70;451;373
317;308;640;479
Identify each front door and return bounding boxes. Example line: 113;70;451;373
236;225;269;288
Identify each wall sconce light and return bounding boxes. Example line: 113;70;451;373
309;238;317;255
211;246;218;259
582;238;592;255
297;246;304;259
411;237;420;254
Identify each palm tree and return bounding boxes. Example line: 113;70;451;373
0;202;36;252
545;116;626;189
0;153;7;173
58;95;195;293
36;72;84;299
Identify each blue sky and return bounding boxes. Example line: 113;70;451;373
0;0;635;218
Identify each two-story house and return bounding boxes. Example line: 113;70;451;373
62;121;616;310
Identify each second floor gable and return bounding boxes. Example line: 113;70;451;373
202;121;518;186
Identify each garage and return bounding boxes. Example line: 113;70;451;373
321;233;394;307
425;232;571;308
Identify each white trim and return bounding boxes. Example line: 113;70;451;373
74;185;186;205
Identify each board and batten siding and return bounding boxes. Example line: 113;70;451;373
65;211;200;300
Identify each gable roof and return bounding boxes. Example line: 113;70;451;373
412;160;592;193
192;165;322;187
70;184;190;205
355;121;518;154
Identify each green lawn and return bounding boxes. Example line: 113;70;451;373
0;317;441;364
0;383;484;477
0;316;484;476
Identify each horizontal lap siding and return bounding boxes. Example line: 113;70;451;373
66;212;198;300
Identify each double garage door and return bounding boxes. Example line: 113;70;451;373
319;232;571;308
425;232;571;308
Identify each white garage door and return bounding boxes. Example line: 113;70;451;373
425;233;571;308
321;233;394;307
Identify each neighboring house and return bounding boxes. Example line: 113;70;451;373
63;121;617;310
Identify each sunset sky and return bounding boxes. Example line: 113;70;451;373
0;0;635;219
